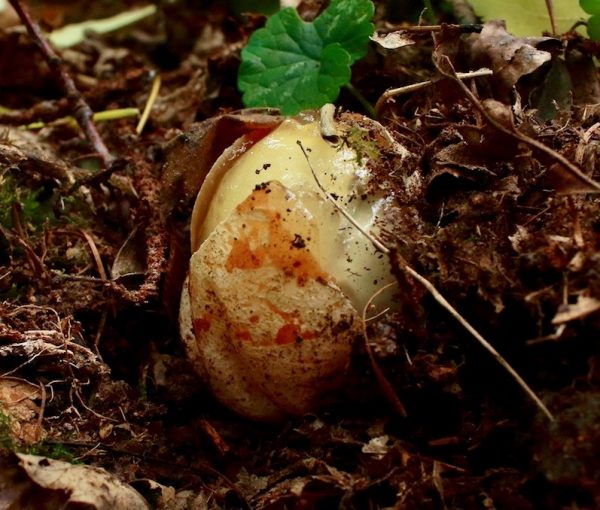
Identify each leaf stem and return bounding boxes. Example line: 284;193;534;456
343;83;376;119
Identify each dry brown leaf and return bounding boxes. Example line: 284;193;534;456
16;453;149;509
0;379;42;444
465;20;554;96
370;31;415;50
160;111;282;215
544;163;600;194
552;295;600;325
0;127;74;183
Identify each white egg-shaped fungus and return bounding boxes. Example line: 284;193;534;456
180;113;401;421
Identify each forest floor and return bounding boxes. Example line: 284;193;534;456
0;1;598;509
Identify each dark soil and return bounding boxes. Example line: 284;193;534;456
0;1;599;509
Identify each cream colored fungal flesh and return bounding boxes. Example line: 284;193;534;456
191;118;394;313
181;116;395;421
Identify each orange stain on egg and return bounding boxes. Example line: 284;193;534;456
193;315;212;334
235;329;253;342
275;323;299;345
274;323;318;345
225;186;328;285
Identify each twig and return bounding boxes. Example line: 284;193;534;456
136;73;161;134
0;98;70;125
545;0;557;36
79;229;108;280
433;53;600;193
0;68;148;126
362;282;407;417
35;381;46;442
22;107;139;130
375;68;493;115
8;0;113;168
381;23;483;34
297;141;555;421
399;262;553;421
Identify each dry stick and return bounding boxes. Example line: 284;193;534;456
392;23;483;33
297;141;555;422
375;68;493;116
362;282;408;417
136;73;161;134
545;0;557;36
79;229;108;280
402;264;553;422
434;54;600;193
8;0;113;168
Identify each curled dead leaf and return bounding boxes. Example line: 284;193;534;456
160;110;282;216
0;379;42;445
552;295;600;325
0;453;149;510
370;31;415;50
465;20;555;97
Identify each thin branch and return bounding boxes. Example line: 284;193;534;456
545;0;557;36
401;263;554;421
136;73;161;134
298;141;555;421
375;68;493;115
362;282;407;417
402;23;482;33
8;0;113;168
433;53;600;193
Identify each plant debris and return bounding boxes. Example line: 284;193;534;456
0;1;599;509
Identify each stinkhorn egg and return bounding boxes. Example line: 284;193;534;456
180;112;397;421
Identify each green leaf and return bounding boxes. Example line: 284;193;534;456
588;13;600;39
532;58;572;122
313;0;375;62
238;0;374;115
580;0;600;16
469;0;587;36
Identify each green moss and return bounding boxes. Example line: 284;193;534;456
0;174;91;230
26;442;79;463
0;175;54;230
344;126;381;163
0;411;15;451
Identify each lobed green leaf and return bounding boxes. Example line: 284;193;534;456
238;0;374;115
580;0;600;16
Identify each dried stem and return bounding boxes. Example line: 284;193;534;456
8;0;113;168
136;73;161;134
362;282;408;417
298;141;555;421
545;0;557;36
393;23;483;33
375;68;493;116
433;53;600;193
400;263;554;421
